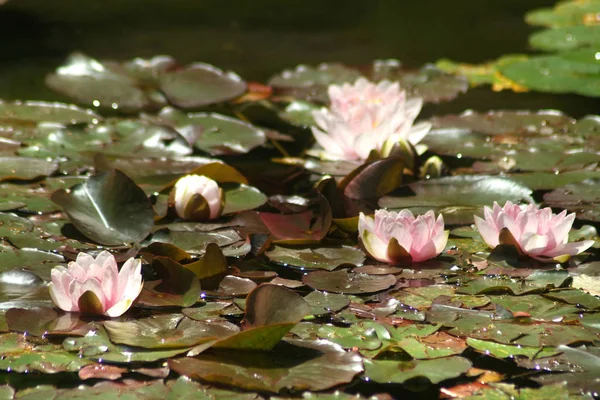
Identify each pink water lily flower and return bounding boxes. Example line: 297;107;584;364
49;251;143;317
310;77;431;160
358;209;448;264
173;174;223;221
474;201;594;262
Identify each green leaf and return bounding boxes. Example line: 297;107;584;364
169;339;363;393
266;245;365;271
363;356;472;384
303;270;396;294
103;314;239;349
467;338;559;359
51;169;154;245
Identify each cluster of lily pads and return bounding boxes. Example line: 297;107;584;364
438;0;600;97
0;16;599;399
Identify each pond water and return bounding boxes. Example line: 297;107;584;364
1;0;598;116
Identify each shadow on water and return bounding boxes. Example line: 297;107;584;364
0;0;598;115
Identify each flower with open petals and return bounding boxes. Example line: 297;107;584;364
172;174;223;221
49;251;143;317
474;201;594;262
310;77;431;160
358;209;448;264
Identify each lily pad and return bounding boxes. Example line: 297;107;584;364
0;100;100;125
214;284;311;351
266;245;365;271
51;169;154;245
169;339;363;393
303;270;396;294
544;179;600;222
103;314;239;349
363;356;472;384
304;290;350;315
467;338;559;360
0;157;58;181
155;108;266;156
46;53;246;112
221;183;268;215
379;176;533;215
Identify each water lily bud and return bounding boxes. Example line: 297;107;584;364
173;174;223;221
310;78;430;161
420;155;445;179
49;251;143;317
358;209;448;264
474;201;594;263
381;136;416;170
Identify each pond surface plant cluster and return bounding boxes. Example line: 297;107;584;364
0;1;600;399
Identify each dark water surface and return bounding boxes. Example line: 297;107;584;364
0;0;598;115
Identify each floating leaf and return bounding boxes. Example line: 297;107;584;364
46;53;246;112
467;338;559;360
103;314;239;349
221;183;268;215
158;63;247;108
266;245;365;271
51;169;154;245
0;157;58;181
169;339;363;393
304;291;350;315
156;108;266;156
0;332;92;373
0;100;100;125
212;284;310;351
544;179;600;222
363;356;472;384
379;176;533;225
303;270;396;294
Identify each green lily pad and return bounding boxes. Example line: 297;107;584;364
379;176;533;219
526;1;600;28
490;294;580;320
530;25;600;52
46;53;246;112
155;108;266;156
63;326;191;363
0;100;100;124
221;183;268;215
544;179;600;222
316;321;386;351
51;169;154;245
214;284;311;351
533;345;600;395
0;332;92;373
266;245;365;271
157;63;247;108
467;338;559;360
543;289;600;310
103;314;239;349
169;339;363;393
303;270;396;294
0;157;58;181
363;356;472;384
500;55;600;97
458;271;571;296
304;290;350;315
